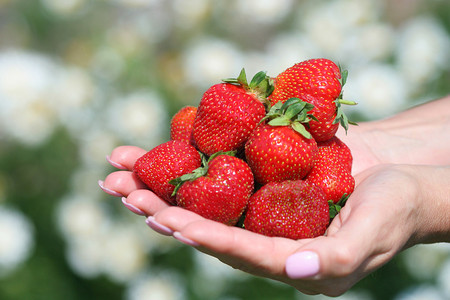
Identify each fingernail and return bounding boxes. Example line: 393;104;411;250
285;251;320;279
122;197;146;216
145;216;174;236
173;232;200;247
98;180;123;197
106;155;127;170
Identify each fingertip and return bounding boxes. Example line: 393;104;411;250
109;145;147;170
106;155;127;170
285;251;320;279
98;179;123;197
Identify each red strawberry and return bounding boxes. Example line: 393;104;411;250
317;136;353;172
305;139;355;204
133;140;202;205
171;153;254;225
192;69;271;156
268;58;356;141
170;106;197;145
245;99;318;185
244;180;329;239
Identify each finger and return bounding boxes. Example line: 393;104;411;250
101;170;146;197
107;145;147;170
152;207;301;278
125;189;171;216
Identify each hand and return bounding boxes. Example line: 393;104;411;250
100;146;438;297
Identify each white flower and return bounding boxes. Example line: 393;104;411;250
125;270;186;300
41;0;88;17
106;90;168;148
394;285;446;300
56;194;110;239
342;23;395;65
78;128;120;167
57;195;150;281
402;243;450;281
0;206;35;277
343;63;408;120
0;50;59;145
191;251;249;298
264;33;320;76
171;0;211;28
101;224;148;283
396;16;450;91
230;0;294;25
182;38;244;89
90;46;125;82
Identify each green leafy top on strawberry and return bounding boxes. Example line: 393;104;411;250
222;68;274;109
169;150;236;195
261;97;317;139
333;64;357;132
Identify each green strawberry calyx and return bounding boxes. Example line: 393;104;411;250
260;98;317;139
222;68;274;109
328;193;350;219
333;65;358;133
169;151;236;196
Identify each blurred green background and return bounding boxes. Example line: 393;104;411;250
0;0;449;299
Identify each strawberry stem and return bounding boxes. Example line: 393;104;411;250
169;151;237;196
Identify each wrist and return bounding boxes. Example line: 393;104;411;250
406;165;450;246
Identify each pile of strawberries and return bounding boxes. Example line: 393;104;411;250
133;58;357;240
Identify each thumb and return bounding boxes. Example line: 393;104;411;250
285;207;382;280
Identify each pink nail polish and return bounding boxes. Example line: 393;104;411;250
173;232;200;247
122;197;146;216
145;216;174;236
98;180;123;197
106;155;127;170
285;251;320;279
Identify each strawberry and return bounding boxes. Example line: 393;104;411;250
133;140;202;205
244;180;329;239
244;99;318;185
170;106;197;145
192;69;271;156
305;138;355;204
317;136;353;172
268;58;356;141
170;152;254;225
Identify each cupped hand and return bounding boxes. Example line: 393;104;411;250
100;145;423;296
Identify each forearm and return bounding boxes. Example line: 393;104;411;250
349;95;450;169
408;164;450;246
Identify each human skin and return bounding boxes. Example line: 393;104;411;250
100;95;450;296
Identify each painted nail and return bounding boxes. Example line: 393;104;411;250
98;180;123;197
122;197;146;216
173;232;200;247
145;216;174;236
285;251;320;279
106;155;127;170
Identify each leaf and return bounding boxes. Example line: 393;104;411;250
249;70;268;88
329;193;350;219
268;117;291;127
285;102;305;119
237;68;248;87
291;122;312;139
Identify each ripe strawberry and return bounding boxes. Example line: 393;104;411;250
170;106;197;145
245;99;318;185
305;138;355;204
171;153;254;225
192;69;271;156
244;180;329;239
268;58;356;141
133;140;202;205
317;136;353;172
